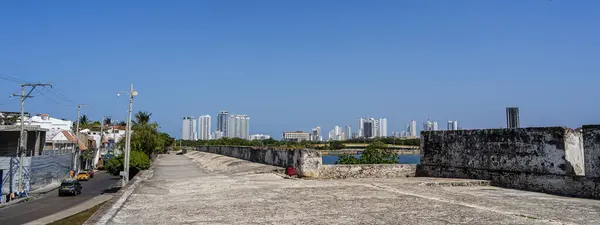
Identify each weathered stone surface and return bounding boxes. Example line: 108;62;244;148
583;125;600;178
420;127;582;176
196;146;323;178
319;164;416;179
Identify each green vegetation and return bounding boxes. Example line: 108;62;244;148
49;202;105;225
105;151;151;178
336;141;398;164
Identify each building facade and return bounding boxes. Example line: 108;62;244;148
217;111;229;136
344;125;352;140
409;120;417;137
198;115;211;140
378;118;387;137
182;116;197;140
506;107;520;128
250;134;271;140
211;131;224;140
283;131;311;142
447;120;459;131
227;114;250;139
311;126;322;142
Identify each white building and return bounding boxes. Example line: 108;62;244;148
283;131;311;142
447;120;459;131
227;114;250;139
378;118;387;137
409;120;417;137
328;126;344;141
19;114;73;143
311;126;322;142
345;125;352;140
182;116;197;140
198;115;211;140
250;134;271;140
423;120;439;131
211;131;224;140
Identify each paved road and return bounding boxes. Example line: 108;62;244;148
0;171;119;225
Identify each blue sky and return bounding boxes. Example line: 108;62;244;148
1;1;599;138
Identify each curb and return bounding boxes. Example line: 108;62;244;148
84;164;157;225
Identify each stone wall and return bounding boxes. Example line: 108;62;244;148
318;164;416;179
417;126;600;199
196;146;322;177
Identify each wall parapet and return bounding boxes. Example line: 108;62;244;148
318;164;416;179
417;125;600;199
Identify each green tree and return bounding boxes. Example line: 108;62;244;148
104;151;151;178
337;141;398;164
329;141;346;150
134;111;152;125
79;115;90;128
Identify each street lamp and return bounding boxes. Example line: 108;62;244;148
117;84;138;186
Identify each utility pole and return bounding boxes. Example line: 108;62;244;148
14;83;51;192
120;84;137;186
74;104;87;172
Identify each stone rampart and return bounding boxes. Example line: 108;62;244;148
417;126;600;199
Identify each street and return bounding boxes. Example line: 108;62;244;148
0;171;119;225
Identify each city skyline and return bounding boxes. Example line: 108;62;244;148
2;2;599;139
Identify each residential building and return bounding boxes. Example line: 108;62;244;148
250;134;271;140
423;120;437;131
311;126;322;142
328;126;344;141
198;115;211;140
409;120;417;137
363;119;374;138
433;121;439;131
227;114;250;139
345;125;352;140
378;118;387;137
447;120;459;131
283;131;311;142
211;131;224;140
358;118;365;137
506;107;520;128
217;111;229;136
182;116;197;140
18;114;73;148
0;125;47;157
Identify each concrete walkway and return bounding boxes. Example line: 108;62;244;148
101;152;600;225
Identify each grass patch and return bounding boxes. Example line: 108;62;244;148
48;202;104;225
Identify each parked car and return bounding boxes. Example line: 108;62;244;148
87;170;95;178
58;179;82;196
77;171;90;181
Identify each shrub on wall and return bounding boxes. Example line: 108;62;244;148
104;151;151;179
337;141;398;164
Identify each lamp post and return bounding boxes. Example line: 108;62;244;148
117;84;137;186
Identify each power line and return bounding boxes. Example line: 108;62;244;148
35;88;74;106
42;86;77;105
0;74;28;84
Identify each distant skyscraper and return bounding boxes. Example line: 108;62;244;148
506;107;520;128
423;120;436;131
447;120;459;131
181;116;197;140
227;114;250;139
409;120;417;137
433;121;438;131
378;118;387;137
217;111;229;136
198;115;211;140
345;125;352;140
358;118;365;137
311;126;322;142
363;120;374;138
328;126;343;141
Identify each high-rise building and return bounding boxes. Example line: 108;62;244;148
345;125;352;140
181;116;197;140
423;120;434;131
378;118;387;137
409;120;417;137
506;107;520;128
358;118;365;137
283;131;311;142
311;126;322;142
363;120;374;138
227;114;250;139
433;121;439;131
198;115;211;140
447;120;459;131
217;111;229;136
328;126;343;141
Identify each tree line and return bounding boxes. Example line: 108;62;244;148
104;111;174;179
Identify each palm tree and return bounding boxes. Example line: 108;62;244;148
135;111;152;125
104;117;112;126
79;115;90;128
